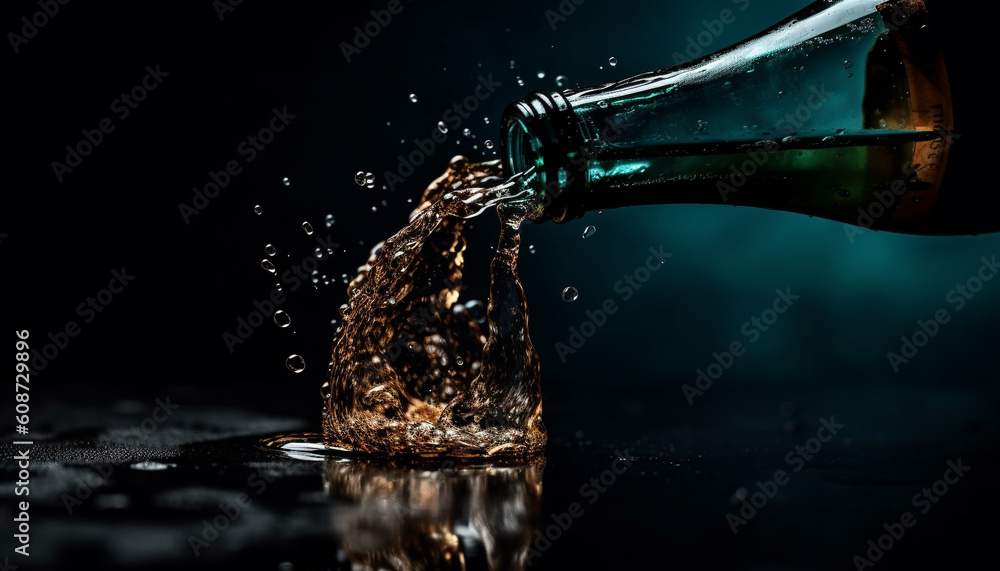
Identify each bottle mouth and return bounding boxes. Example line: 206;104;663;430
500;91;585;223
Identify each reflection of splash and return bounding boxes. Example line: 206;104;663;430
324;457;543;570
323;157;546;457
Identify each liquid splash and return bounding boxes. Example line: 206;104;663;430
323;157;545;457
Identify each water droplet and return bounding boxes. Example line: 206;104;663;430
778;91;785;98
455;356;465;366
562;286;580;302
282;177;290;187
844;60;853;69
555;75;570;88
437;121;448;134
254;205;263;215
354;171;367;186
463;128;472;137
366;172;375;184
537;71;546;79
320;382;332;400
325;214;335;228
302;221;314;235
582;225;597;239
273;310;291;328
285;354;306;373
516;76;525;86
528;244;536;254
130;461;171;471
339;303;351;317
387;296;396;306
509;59;516;69
836;128;847;135
261;259;276;274
483;117;490;125
696;120;708;133
311;270;320;284
609;57;618;67
838;189;851;198
597;100;608;109
484;140;494;149
409;93;418;103
822;136;835;143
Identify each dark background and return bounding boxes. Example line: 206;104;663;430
4;1;998;569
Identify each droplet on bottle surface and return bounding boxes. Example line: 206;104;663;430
484;140;494;149
325;214;335;228
254;205;263;215
836;128;847;135
582;225;597;239
285;354;306;373
320;381;332;400
282;177;290;187
555;75;570;88
302;221;314;235
273;310;291;328
843;60;852;69
354;171;367;187
562;286;580;302
696;120;708;133
265;244;276;257
609;57;618;67
437;121;448;134
822;136;835;143
597;100;608;109
261;259;276;274
409;93;418;103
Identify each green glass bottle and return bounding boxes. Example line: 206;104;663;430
500;0;990;235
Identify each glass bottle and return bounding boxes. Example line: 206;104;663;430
500;0;991;236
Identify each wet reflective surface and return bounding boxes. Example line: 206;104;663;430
2;384;996;570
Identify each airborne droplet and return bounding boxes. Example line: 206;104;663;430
273;310;291;328
555;75;570;88
582;225;597;239
254;205;263;215
325;214;336;228
609;57;618;67
282;177;290;187
354;171;367;187
286;354;306;373
562;286;580;302
265;244;276;257
261;259;276;274
302;221;314;235
409;93;418;103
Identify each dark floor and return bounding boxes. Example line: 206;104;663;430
2;382;995;570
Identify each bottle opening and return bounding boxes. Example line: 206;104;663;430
504;116;539;178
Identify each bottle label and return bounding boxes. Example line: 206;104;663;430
880;0;955;226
